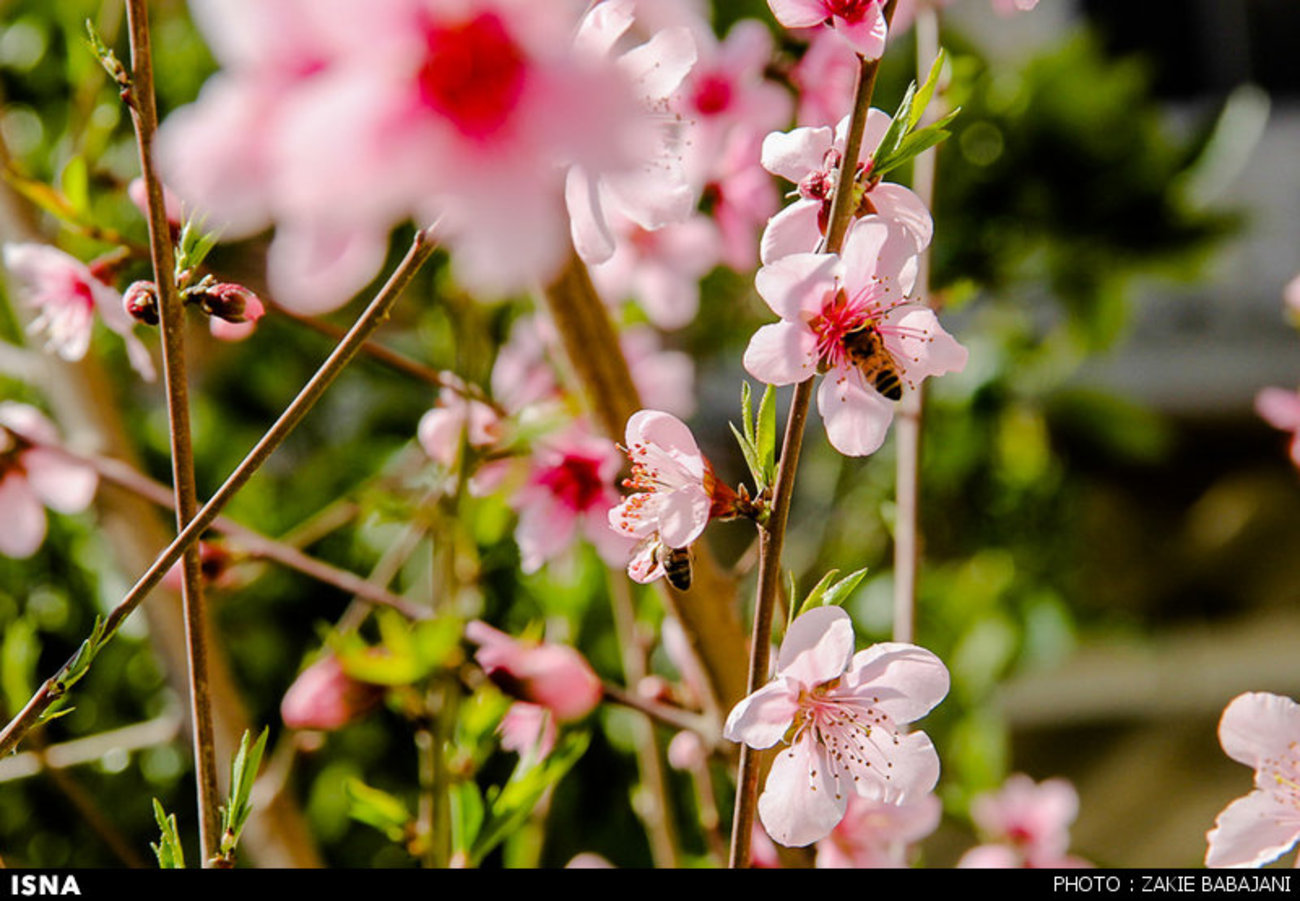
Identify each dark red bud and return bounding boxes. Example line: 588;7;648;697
122;280;160;326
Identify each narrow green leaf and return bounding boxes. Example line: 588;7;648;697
221;727;268;855
796;569;841;620
450;780;485;855
59;157;89;217
786;569;799;630
821;567;870;609
346;778;412;842
151;799;185;869
871;113;958;180
756;384;777;490
873;80;917;166
909;48;948;132
740;381;755;447
729;422;763;492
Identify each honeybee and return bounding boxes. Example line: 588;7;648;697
841;322;903;401
659;544;693;591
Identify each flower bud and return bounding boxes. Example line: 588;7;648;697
193;282;266;324
465;621;602;722
281;655;384;731
122;280;160;326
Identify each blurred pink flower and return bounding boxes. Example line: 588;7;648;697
589;212;721;329
1206;692;1300;868
702;129;782;272
790;27;860;127
724;606;949;846
161;540;239;593
959;773;1091;868
609;409;724;584
127;177;184;228
1255;387;1300;468
418;386;503;468
281;654;384;731
745;218;966;456
498;701;557;763
667;729;708;771
466;620;602;722
3;243;155;380
760;112;933;263
890;0;1038;34
768;0;889;59
510;424;631;573
0;403;98;559
816;793;942;868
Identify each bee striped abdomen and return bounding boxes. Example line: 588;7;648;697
841;324;904;401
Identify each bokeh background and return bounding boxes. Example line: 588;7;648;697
0;0;1298;868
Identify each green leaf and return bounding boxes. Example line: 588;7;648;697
59;157;89;217
470;731;589;865
729;422;763;494
871;111;959;180
346;778;412;843
150;799;186;869
740;380;755;447
820;567;870;609
755;384;777;490
909;49;948;132
873;81;917;166
796;569;840;620
786;569;799;631
220;727;268;856
450;780;485;856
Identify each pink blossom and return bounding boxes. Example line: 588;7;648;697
3;243;155;380
1206;692;1300;868
281;654;384;731
589;212;721;329
958;774;1091;868
498;701;557;763
609;410;723;584
760;112;933;263
418;387;503;469
566;0;698;267
768;0;889;60
745;218;966;456
0;403;98;559
509;424;632;573
127;177;184;228
1285;274;1300;323
702;129;783;272
465;620;602;722
724;606;949;846
1256;387;1300;468
161;540;238;593
566;852;615;868
667;729;708;771
816;793;942;867
790;27;860;128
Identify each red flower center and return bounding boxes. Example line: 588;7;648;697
417;12;526;140
824;0;876;23
692;73;734;116
538;454;607;513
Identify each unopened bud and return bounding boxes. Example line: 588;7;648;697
193;282;266;325
281;655;384;731
122;280;160;326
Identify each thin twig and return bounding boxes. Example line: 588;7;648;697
893;2;942;645
123;0;219;859
0;227;439;760
728;3;897;863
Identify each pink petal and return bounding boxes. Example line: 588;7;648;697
868;183;933;252
266;222;390;315
1256;388;1300;432
760;201;824;264
844;642;950;725
723;679;800;749
761;126;834;181
841;216;919;296
817;367;895;457
957;844;1023;868
1219;692;1300;769
755;252;839;321
567;166;617;264
625;410;705;479
834;5;888;60
758;730;847;846
743;321;819;386
767;0;833;29
890;307;968;380
21;448;97;514
856;729;941;803
627;537;665;583
619;26;696;104
1206;791;1300;868
657;484;711;548
776;605;855;687
0;472;46;559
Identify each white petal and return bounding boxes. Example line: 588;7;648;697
777;605;854;687
758;731;847;847
817;367;895;457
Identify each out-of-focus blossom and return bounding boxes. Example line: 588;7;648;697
3;243;155;380
127;177;184;228
767;0;890;59
566;852;615;868
1285;274;1300;326
509;423;631;573
161;540;239;593
281;654;384;731
790;27;860;128
590;212;721;330
609;409;730;584
959;774;1091;868
890;0;1038;34
566;0;698;266
466;620;603;722
701;129;782;272
1255;387;1300;469
498;701;557;764
745;218;966;456
816;793;942;868
418;384;503;469
160;0;694;311
761;112;933;263
724;606;949;846
0;403;98;559
1206;692;1300;868
666;729;708;771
